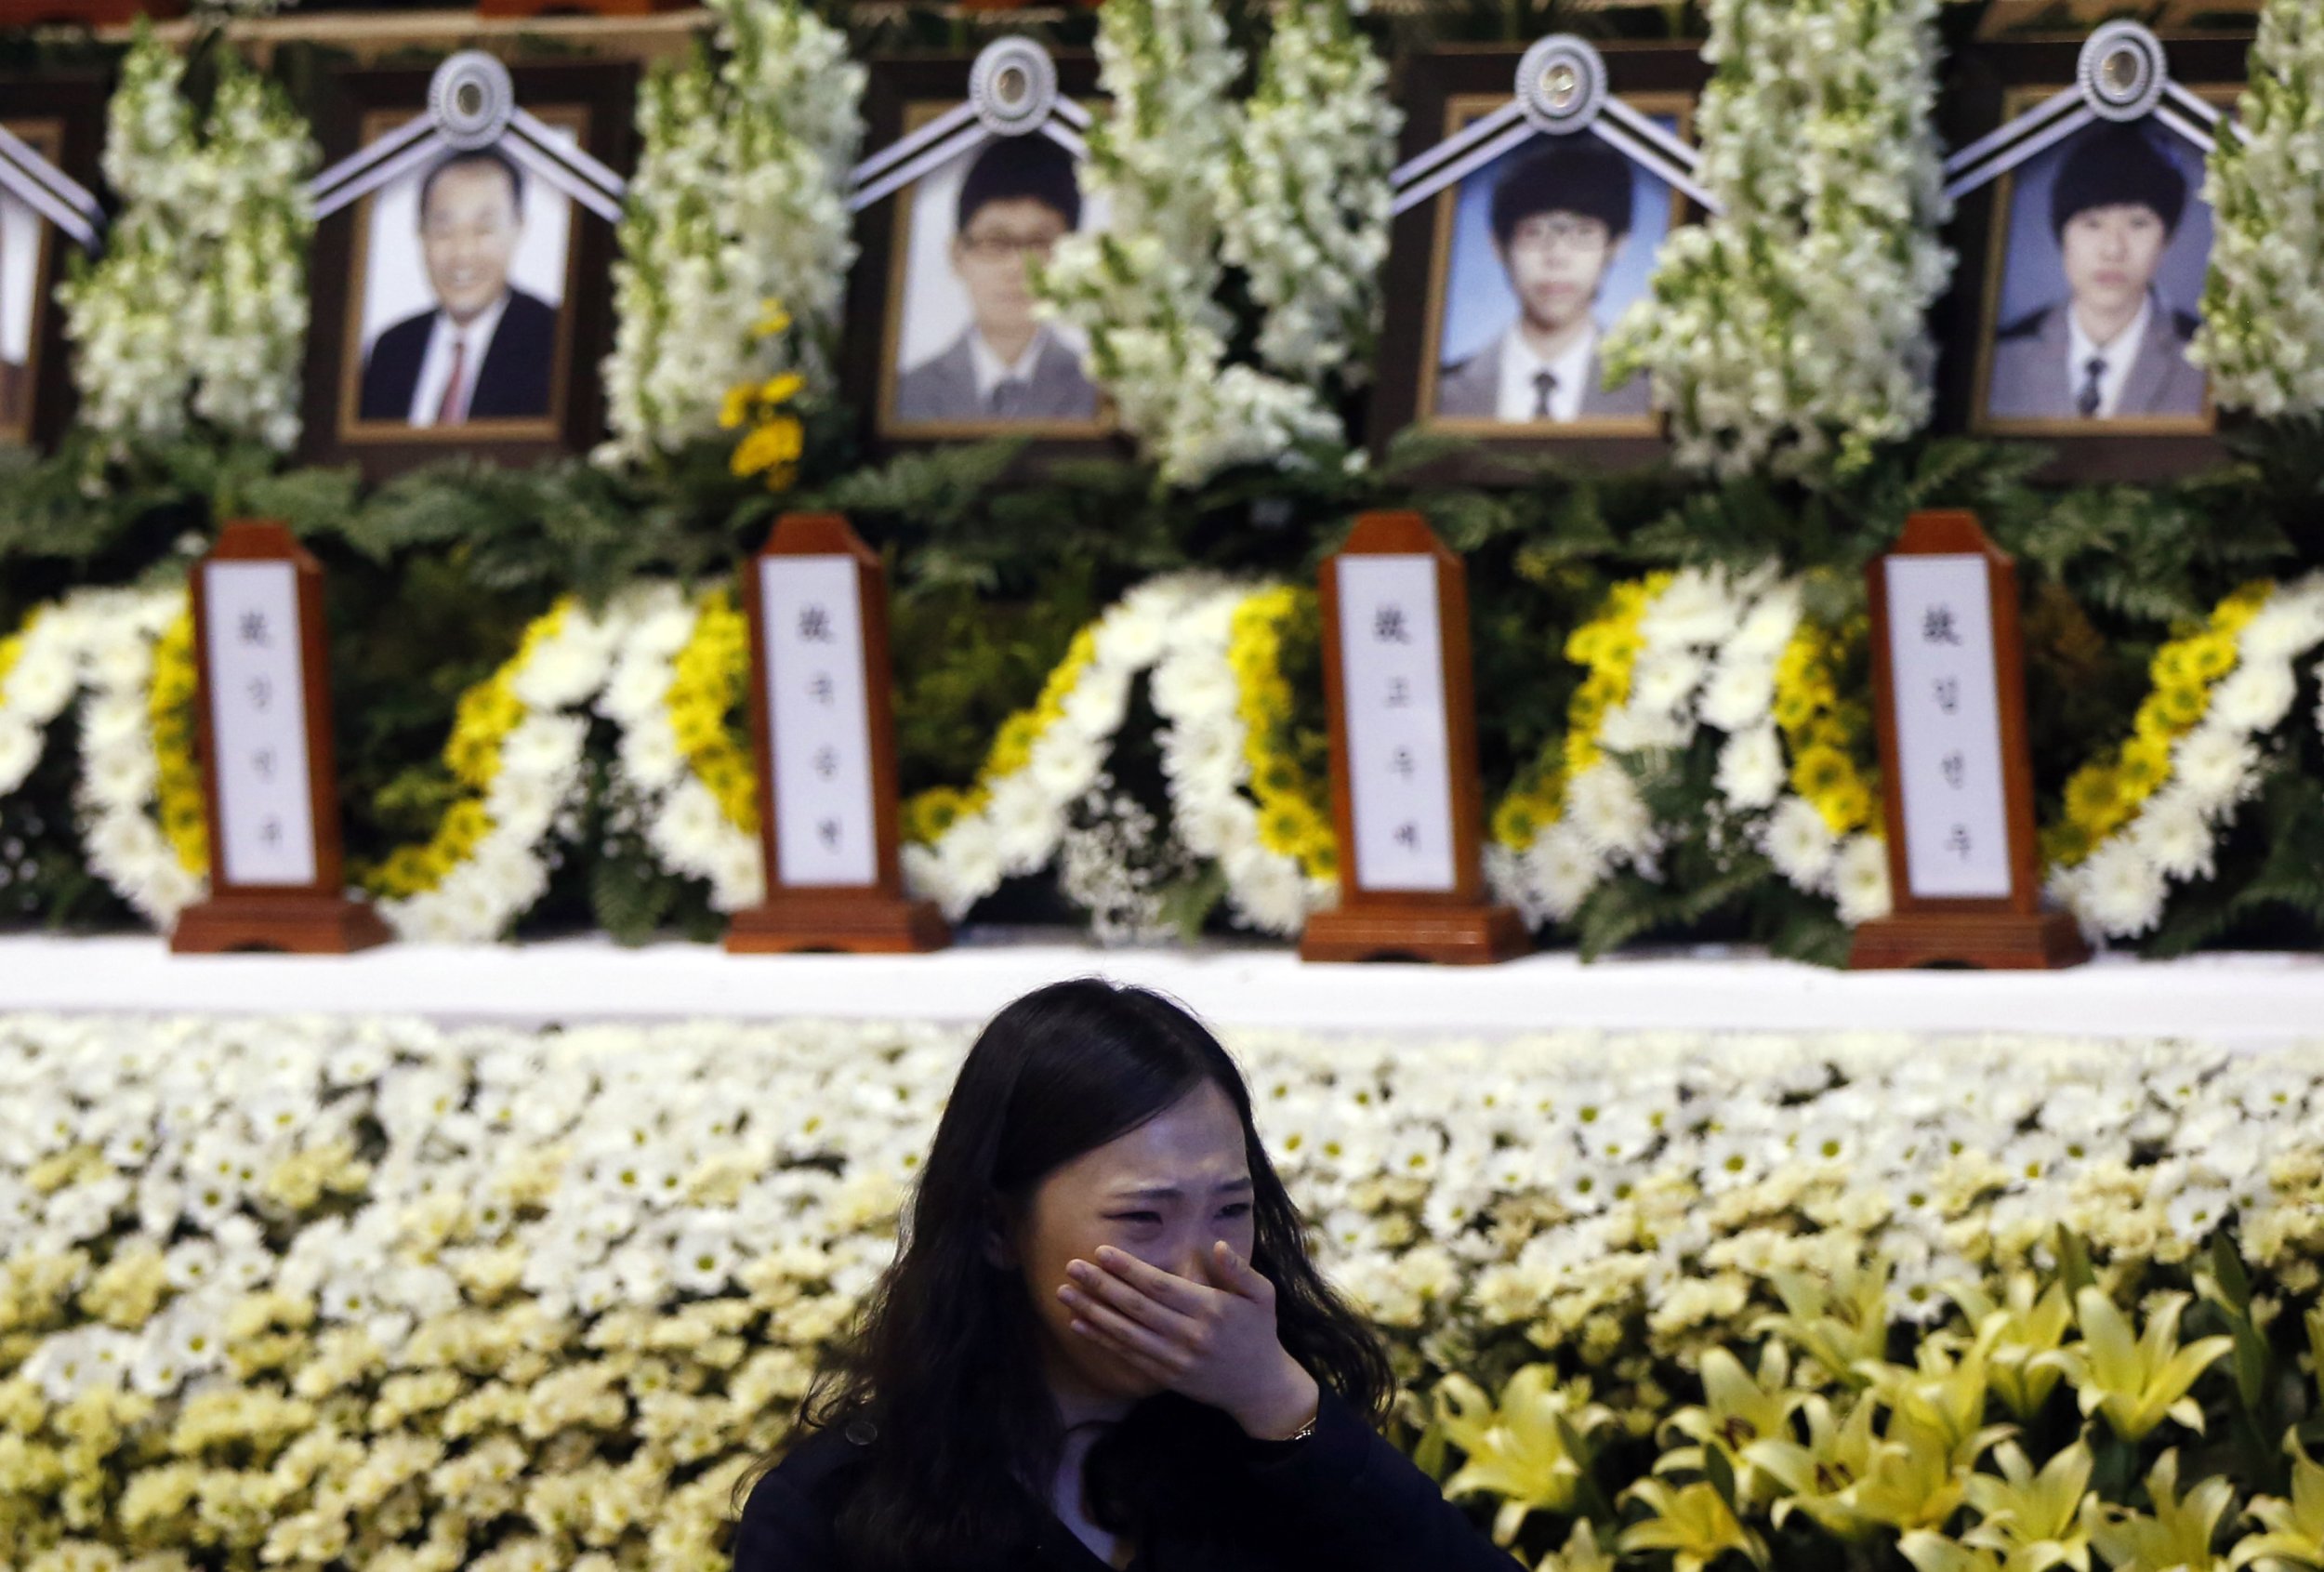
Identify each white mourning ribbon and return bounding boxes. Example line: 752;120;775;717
0;124;100;250
1943;21;2229;203
1391;35;1719;218
846;36;1090;214
310;52;627;225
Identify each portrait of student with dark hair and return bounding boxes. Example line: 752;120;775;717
1436;138;1651;424
733;978;1522;1572
1985;121;2207;423
357;145;559;428
891;133;1100;428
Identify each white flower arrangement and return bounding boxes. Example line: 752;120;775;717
1149;580;1337;936
0;601;88;798
597;582;763;913
1602;0;1953;477
1037;0;1340;487
1211;0;1401;389
0;1010;2317;1571
903;575;1214;920
70;585;205;928
59;28;316;456
2051;574;2324;941
2190;0;2324;420
375;597;633;945
598;0;864;466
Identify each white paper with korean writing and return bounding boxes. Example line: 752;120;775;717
1336;554;1459;892
204;561;319;887
761;555;878;887
1882;554;2014;900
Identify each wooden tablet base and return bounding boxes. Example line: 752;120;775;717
1298;902;1530;965
725;892;951;955
1848;908;2091;971
170;893;390;955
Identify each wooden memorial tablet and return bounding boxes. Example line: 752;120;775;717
725;512;949;955
171;522;389;955
1299;511;1528;965
1850;509;2089;970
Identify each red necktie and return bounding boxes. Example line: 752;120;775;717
435;337;469;426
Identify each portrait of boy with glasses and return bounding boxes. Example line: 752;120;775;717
1433;139;1651;425
889;134;1100;429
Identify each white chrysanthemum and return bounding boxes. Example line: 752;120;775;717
2131;794;2218;883
1700;656;1778;733
1715;724;1787;811
2207;658;2297;733
1831;833;1893;926
1763;796;1838;891
2171;726;2261;812
1525;823;1606;919
2078;838;2169;938
1564;761;1654;859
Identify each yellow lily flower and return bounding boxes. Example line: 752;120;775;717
718;382;755;431
1619;1478;1768;1572
1949;1273;2075;1420
1904;1530;2017;1572
2308;1308;2324;1411
1433;1365;1614;1546
1861;1320;2014;1463
2035;1288;2233;1442
2082;1450;2234;1572
1538;1518;1618;1572
1659;1343;1800;1506
1750;1395;1990;1539
1964;1439;2094;1572
758;370;804;406
752;298;792;338
2231;1436;2324;1571
730;417;805;485
1757;1256;1893;1388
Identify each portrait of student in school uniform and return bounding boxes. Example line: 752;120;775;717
883;129;1106;436
346;138;577;436
1427;136;1661;429
1979;119;2212;429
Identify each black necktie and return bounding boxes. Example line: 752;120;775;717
989;378;1026;417
2076;357;2106;418
1532;369;1558;420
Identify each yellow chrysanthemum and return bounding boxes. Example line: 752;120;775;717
730;416;805;482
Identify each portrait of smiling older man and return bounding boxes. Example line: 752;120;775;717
358;146;560;428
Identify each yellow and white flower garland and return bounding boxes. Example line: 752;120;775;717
2050;574;2324;940
0;601;89;797
1151;580;1337;935
903;575;1211;919
598;581;763;913
72;585;205;927
364;596;630;944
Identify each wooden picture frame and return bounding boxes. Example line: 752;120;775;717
840;52;1129;467
0;73;108;453
1850;509;2087;969
1933;33;2251;482
1300;510;1527;964
297;59;636;481
173;521;388;954
1369;43;1711;482
727;511;948;954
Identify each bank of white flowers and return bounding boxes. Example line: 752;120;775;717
2193;0;2324;419
1604;0;1953;477
1037;0;1341;486
0;1011;2317;1567
598;0;863;466
59;28;315;456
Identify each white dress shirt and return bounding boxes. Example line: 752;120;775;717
968;326;1050;410
1494;322;1597;423
2066;294;2151;419
407;292;511;427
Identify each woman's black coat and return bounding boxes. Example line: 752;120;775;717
732;1385;1525;1572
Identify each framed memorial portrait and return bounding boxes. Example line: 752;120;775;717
299;59;636;479
1934;31;2249;481
1371;42;1710;479
841;50;1123;457
0;76;107;452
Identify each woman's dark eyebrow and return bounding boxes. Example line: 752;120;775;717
1112;1177;1254;1200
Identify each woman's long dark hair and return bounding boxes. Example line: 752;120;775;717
740;977;1394;1571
